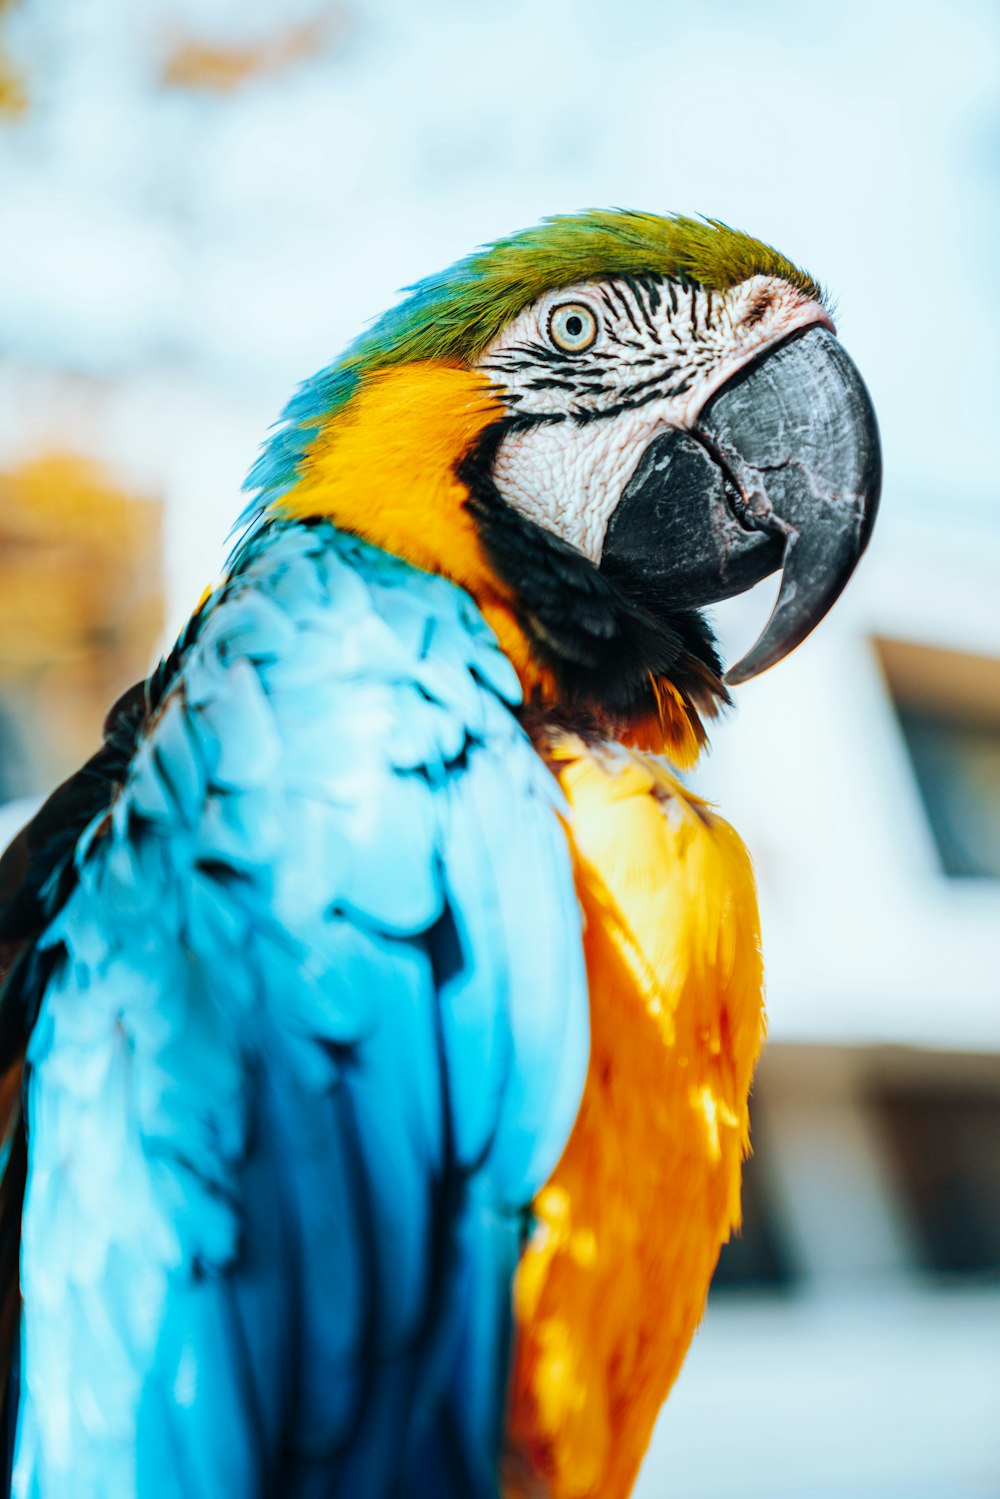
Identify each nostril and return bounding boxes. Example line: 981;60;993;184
743;293;773;328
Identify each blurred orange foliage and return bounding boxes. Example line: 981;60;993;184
160;6;348;94
0;454;163;792
0;56;26;117
0;0;26;118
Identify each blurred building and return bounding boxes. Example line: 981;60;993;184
644;514;1000;1499
0;2;997;1495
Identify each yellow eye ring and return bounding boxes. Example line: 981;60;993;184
547;302;598;353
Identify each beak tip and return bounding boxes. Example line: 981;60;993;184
705;327;881;689
722;655;764;689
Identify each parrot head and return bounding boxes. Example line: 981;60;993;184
245;211;881;761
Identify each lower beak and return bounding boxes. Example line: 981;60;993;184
600;326;882;684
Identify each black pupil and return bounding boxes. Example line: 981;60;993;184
565;315;583;337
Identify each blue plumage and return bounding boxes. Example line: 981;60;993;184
8;522;589;1497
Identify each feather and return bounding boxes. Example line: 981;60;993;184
506;735;765;1499
4;520;589;1498
242;212;823;514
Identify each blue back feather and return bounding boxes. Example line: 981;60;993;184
11;522;589;1498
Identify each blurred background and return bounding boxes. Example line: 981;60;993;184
0;0;998;1493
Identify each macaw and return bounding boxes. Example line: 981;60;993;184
0;211;880;1499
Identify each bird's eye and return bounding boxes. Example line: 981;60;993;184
547;302;598;353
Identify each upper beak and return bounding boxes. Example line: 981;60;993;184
600;326;882;684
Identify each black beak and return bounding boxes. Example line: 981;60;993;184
601;326;882;684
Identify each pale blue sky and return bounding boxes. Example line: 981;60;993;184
1;0;998;530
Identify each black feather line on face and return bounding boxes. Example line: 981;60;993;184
457;420;730;732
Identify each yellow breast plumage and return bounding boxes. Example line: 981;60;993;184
506;734;766;1499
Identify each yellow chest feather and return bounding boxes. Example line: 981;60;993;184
506;735;765;1499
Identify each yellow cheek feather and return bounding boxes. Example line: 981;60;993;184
274;361;559;704
505;734;766;1499
272;362;709;762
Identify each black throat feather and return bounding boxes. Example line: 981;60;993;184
457;419;730;738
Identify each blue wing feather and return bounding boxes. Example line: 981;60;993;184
10;521;589;1498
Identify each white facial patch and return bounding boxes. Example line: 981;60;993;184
476;275;833;562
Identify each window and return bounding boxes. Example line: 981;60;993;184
895;708;1000;878
710;1117;796;1293
875;1084;1000;1276
876;638;1000;879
